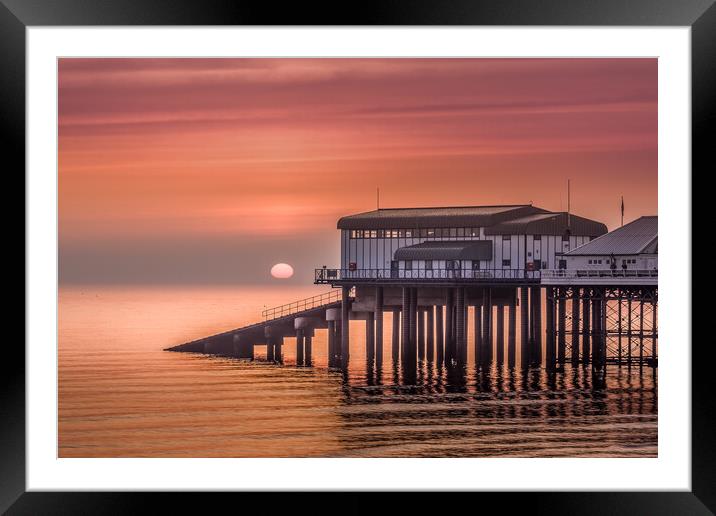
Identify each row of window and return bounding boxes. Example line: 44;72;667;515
348;229;571;240
587;258;637;265
401;259;512;270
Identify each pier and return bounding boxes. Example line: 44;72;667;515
166;207;657;379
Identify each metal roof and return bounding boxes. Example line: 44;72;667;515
565;216;658;256
394;241;493;261
484;212;608;237
337;205;546;229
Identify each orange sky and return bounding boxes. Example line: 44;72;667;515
58;58;657;285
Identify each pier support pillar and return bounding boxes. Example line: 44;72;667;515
508;291;516;368
392;308;400;363
366;311;375;364
327;321;336;366
265;326;275;362
545;287;556;371
341;286;351;367
233;333;254;360
520;287;530;369
445;290;454;363
375;287;384;366
417;309;425;360
426;306;435;362
571;292;580;364
592;289;606;375
496;304;505;365
557;287;566;364
582;289;591;365
325;308;341;367
401;287;410;363
304;329;313;366
474;304;482;364
455;287;466;363
481;288;492;364
651;294;658;366
296;328;305;365
435;305;444;365
531;287;542;366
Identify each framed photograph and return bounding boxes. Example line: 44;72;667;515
6;0;711;512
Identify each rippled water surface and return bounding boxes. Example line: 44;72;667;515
59;285;657;458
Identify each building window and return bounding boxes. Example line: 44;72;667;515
457;228;465;237
503;235;511;241
472;260;480;270
405;230;413;238
425;260;433;270
470;228;479;237
534;235;541;241
405;260;413;270
449;228;457;237
427;229;435;238
502;259;511;267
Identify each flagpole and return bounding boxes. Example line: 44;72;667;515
621;196;624;227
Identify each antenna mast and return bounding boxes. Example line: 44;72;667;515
567;179;571;228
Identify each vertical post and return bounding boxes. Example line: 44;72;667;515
435;304;444;365
426;306;435;362
531;287;542;366
592;289;605;373
651;293;657;366
445;290;454;363
481;289;490;364
275;336;283;363
305;331;313;366
375;287;383;367
266;326;275;362
557;287;566;364
327;320;336;367
496;304;505;365
462;303;469;363
455;287;465;363
627;297;633;364
520;286;530;369
366;311;375;364
639;297;645;366
474;304;482;365
296;328;305;366
410;288;418;363
341;285;351;367
508;293;516;368
486;288;493;363
391;308;400;364
582;289;591;365
617;292;623;364
401;288;410;362
417;309;425;360
546;288;556;370
571;290;580;364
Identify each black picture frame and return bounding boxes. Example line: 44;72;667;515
4;0;709;513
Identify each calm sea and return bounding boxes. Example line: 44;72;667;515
58;284;657;458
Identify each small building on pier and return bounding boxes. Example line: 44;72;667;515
317;205;607;283
542;216;658;286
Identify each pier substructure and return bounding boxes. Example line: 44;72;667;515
554;286;657;367
474;304;482;364
426;306;435;362
455;287;466;363
496;304;505;365
392;308;400;363
401;287;410;363
545;287;556;370
341;286;351;366
508;293;516;368
481;288;493;365
530;286;542;366
445;290;454;363
520;286;530;369
375;287;383;366
557;287;567;364
366;311;375;364
265;326;275;362
296;328;305;365
435;304;444;365
327;321;336;366
417;309;426;360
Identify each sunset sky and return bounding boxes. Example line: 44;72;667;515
58;58;657;285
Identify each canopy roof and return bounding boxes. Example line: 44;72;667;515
394;241;493;261
565;216;658;256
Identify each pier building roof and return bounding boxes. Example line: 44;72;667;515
337;204;607;237
337;205;545;230
565;216;658;256
394;241;493;261
484;212;607;237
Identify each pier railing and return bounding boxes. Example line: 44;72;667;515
315;267;540;283
541;269;658;279
261;289;345;321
